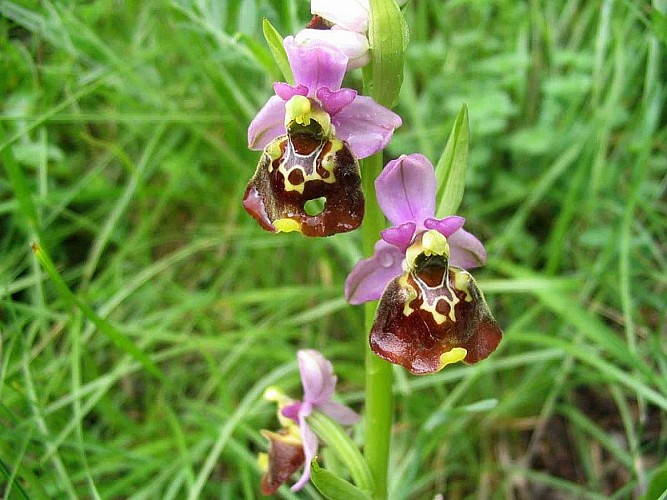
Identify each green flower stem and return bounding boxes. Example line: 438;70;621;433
361;152;393;500
361;1;406;496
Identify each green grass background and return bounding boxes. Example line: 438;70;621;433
1;0;666;498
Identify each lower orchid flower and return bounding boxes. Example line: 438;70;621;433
259;350;359;494
345;154;503;374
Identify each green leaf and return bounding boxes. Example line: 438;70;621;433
310;460;372;500
651;9;667;45
262;18;293;84
366;0;408;107
306;411;374;492
0;123;41;239
435;104;470;217
31;243;167;382
643;461;667;500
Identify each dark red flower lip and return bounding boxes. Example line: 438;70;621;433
370;231;502;374
259;430;305;496
243;126;364;237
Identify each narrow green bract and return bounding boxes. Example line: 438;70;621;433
307;411;374;493
367;0;407;107
310;460;372;500
435;104;470;218
263;18;294;85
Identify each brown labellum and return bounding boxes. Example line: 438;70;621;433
243;125;364;237
260;430;305;496
370;252;502;375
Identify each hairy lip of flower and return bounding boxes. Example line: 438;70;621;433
369;235;503;375
243;121;364;237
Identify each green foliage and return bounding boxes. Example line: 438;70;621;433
310;460;371;500
307;411;374;493
1;0;665;498
435;104;469;217
262;18;294;84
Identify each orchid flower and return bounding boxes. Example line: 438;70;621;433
244;36;401;237
247;35;401;159
259;350;359;494
345;154;502;374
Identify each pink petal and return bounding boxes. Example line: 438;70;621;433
448;228;487;269
247;95;286;150
424;216;466;237
281;401;301;422
317;87;357;116
318;400;360;426
295;28;370;69
380;222;416;252
375;153;436;226
284;35;348;95
311;0;370;33
291;404;317;491
332;95;402;159
297;350;336;405
345;240;404;304
273;83;308;101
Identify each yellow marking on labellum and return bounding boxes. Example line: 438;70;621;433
419;288;460;325
322;138;344;163
278;139;339;194
274;218;302;233
399;273;417;317
266;139;284;173
438;347;467;369
402;231;460;325
454;270;473;302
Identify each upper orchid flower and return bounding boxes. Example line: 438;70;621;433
345;154;502;374
259;350;359;494
247;35;401;160
244;36;400;237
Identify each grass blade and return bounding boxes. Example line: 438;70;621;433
31;243;166;382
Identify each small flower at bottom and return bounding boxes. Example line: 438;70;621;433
345;153;502;374
259;350;359;494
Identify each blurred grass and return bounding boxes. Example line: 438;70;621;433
1;0;665;498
